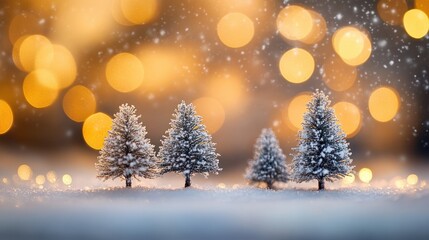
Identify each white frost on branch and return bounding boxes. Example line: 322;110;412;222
291;90;354;183
96;104;159;183
246;128;289;186
158;101;221;178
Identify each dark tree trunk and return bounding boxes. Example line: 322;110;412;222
267;181;274;190
318;178;325;190
185;174;191;188
126;177;132;188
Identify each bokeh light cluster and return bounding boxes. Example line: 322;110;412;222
0;0;428;179
14;163;72;188
217;12;255;48
12;35;77;108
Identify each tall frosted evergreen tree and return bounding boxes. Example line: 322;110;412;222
158;101;221;188
291;90;354;190
96;104;158;188
246;128;289;189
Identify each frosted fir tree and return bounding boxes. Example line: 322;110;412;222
158;101;221;188
96;104;158;188
246;128;289;189
291;90;354;190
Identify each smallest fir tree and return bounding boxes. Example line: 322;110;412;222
246;128;289;189
291;90;354;190
96;104;159;188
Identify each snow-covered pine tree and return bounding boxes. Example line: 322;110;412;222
246;128;289;189
158;101;221;188
291;90;354;190
96;104;158;188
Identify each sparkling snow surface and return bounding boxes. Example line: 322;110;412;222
1;187;428;240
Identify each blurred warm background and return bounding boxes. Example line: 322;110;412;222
0;0;428;189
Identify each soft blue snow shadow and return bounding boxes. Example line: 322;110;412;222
0;186;428;240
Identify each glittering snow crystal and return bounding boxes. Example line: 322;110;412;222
291;90;354;190
158;101;221;188
96;104;159;188
246;128;289;189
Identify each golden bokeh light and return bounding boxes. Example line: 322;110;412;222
301;10;327;44
217;12;255;48
0;100;14;134
17;34;53;72
368;87;400;122
322;55;357;92
36;44;77;89
277;6;326;44
284;93;312;131
407;174;419;185
35;175;46;185
46;171;57;183
106;53;144;93
111;0;133;26
343;173;355;185
358;168;373;183
333;102;362;138
193;97;225;134
112;0;158;25
377;0;408;25
23;69;59;108
279;48;315;84
62;174;73;186
332;26;372;66
63;85;97;122
395;178;406;189
403;9;429;39
336;29;363;59
277;5;313;41
12;35;28;71
207;72;245;111
416;0;429;15
83;112;113;150
17;164;32;181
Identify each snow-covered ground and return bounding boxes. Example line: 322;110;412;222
1;186;429;240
